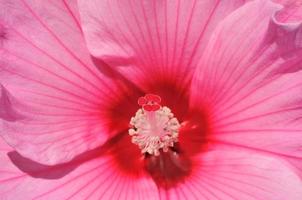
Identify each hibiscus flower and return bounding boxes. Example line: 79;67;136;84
1;0;302;199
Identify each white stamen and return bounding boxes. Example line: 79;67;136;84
129;106;181;156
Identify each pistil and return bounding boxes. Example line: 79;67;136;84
129;94;180;156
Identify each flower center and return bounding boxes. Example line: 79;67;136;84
128;94;181;156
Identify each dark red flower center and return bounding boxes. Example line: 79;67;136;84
103;78;212;188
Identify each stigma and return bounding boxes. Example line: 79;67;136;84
129;94;181;156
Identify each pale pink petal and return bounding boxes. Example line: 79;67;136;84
191;0;302;176
152;146;302;200
0;0;127;165
78;0;247;88
0;138;159;200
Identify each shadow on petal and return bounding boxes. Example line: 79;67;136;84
91;56;144;94
7;130;126;179
0;85;25;122
8;151;78;179
144;150;192;188
179;108;212;156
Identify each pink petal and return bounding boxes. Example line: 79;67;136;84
190;147;302;200
0;0;127;165
146;146;302;200
191;0;302;176
0;138;159;200
2;138;301;200
78;0;247;88
273;0;302;23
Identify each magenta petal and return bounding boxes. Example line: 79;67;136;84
191;0;302;177
78;0;247;87
0;139;159;200
0;0;122;165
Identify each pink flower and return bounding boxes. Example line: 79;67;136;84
0;0;302;199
